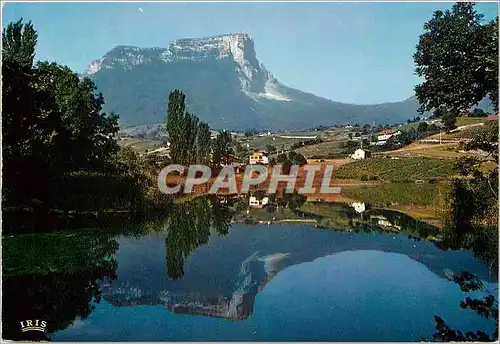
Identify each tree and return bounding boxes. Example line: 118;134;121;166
234;141;249;160
196;122;211;164
362;124;371;135
166;90;186;164
166;90;210;165
288;151;307;166
2;18;37;70
265;144;277;155
35;62;119;171
212;131;232;167
2;19;48;206
414;3;499;127
417;121;429;133
2;19;119;208
437;121;498;329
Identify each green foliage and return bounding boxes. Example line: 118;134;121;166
2;20;119;209
288;151;307;165
445;121;494;140
234;140;250;160
196;122;212;164
36;62;120;171
439;120;498;270
51;172;146;212
212;130;233;167
2;18;37;69
336;157;458;182
265;144;277;154
417;121;429;132
414;3;499;126
164;195;236;279
2;231;118;276
166;89;213;165
275;151;307;173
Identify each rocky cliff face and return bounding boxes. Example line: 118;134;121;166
85;33;421;130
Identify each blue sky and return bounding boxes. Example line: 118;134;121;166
2;2;498;104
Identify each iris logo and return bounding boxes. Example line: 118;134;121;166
20;319;47;333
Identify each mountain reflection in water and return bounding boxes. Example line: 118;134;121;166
2;194;497;341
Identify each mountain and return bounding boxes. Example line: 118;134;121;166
84;33;424;131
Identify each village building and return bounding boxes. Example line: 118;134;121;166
350;202;366;214
249;151;269;165
377;129;401;142
351;149;371;160
249;196;269;208
370;215;401;231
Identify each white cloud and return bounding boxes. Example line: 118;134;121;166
138;7;144;13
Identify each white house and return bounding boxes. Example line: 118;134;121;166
377;129;401;142
377;134;393;141
249;196;269;208
350;202;366;213
249;151;269;165
351;149;371;160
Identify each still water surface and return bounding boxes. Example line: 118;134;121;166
2;199;497;341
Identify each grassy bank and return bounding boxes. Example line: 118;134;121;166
2;232;114;276
335;157;458;182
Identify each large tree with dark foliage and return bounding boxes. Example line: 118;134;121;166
414;5;499;339
2;19;120;208
211;131;233;168
414;2;498;129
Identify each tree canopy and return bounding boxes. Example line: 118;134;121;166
2;19;120;208
414;3;498;129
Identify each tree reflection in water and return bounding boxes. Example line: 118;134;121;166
3;194;498;340
164;195;236;279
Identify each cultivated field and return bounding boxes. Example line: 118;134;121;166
296;140;344;158
455;117;488;126
381;142;472;159
335;157;458;182
118;138;163;152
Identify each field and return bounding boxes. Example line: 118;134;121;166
236;136;300;153
381;142;473;159
455;117;488;126
296;140;344;158
118;138;163;152
335;157;458;182
429;121;494;141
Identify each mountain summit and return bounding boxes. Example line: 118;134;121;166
85;33;421;130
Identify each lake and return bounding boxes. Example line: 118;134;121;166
2;196;497;341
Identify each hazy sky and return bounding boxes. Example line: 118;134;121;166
2;2;498;104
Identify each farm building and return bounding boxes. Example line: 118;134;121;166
351;149;372;160
249;151;269;165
